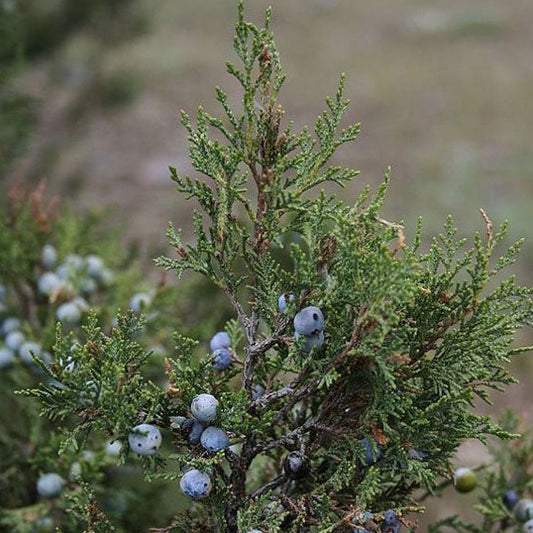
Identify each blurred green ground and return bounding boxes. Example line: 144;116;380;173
4;0;533;528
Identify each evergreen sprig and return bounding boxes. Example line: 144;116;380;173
21;313;170;453
19;3;533;532
429;411;533;532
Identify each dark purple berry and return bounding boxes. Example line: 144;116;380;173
503;489;519;510
382;510;401;533
283;451;310;480
361;438;382;465
181;418;205;443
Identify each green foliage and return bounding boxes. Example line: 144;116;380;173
0;183;200;532
3;3;533;533
429;411;533;532
154;6;533;530
24;313;169;444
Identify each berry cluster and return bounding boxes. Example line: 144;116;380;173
503;489;533;531
127;373;229;501
450;466;533;532
37;247;113;325
177;391;227;499
348;509;401;533
0;288;51;369
0;236;175;531
121;319;411;531
0;245;116;372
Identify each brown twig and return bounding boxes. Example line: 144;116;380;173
479;208;493;241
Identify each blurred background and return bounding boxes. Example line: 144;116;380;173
1;0;533;527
